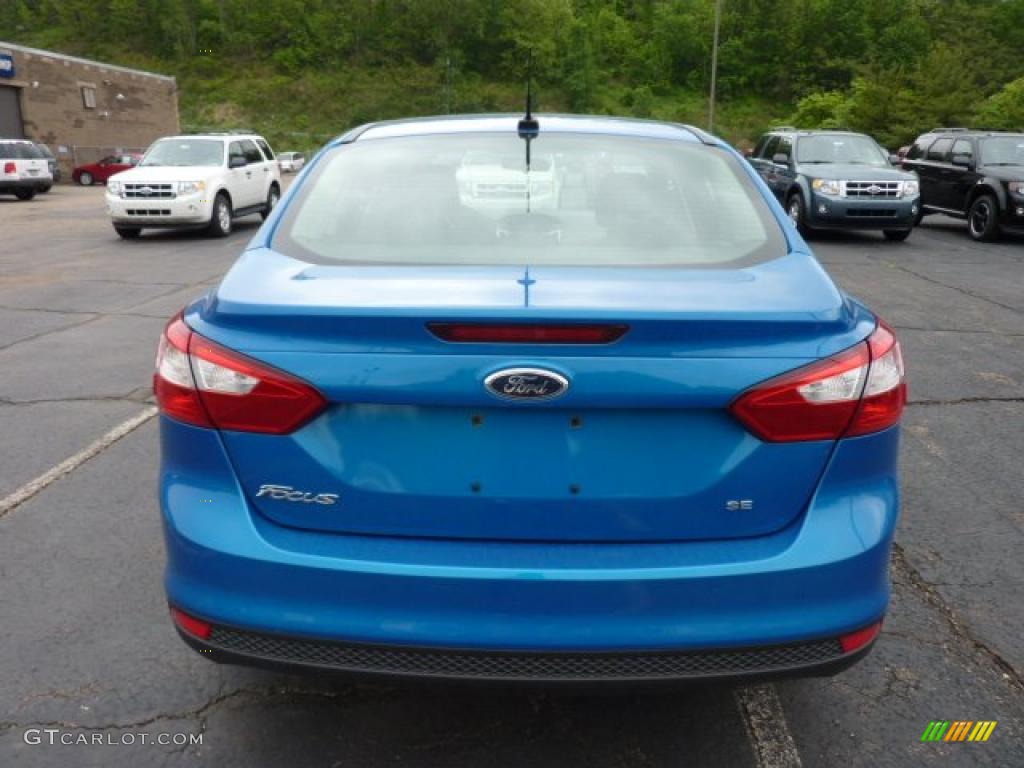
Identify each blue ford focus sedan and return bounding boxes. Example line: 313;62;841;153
157;115;906;683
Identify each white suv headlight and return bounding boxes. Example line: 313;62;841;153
901;180;920;197
178;181;206;195
107;180;121;195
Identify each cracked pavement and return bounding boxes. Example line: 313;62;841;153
1;186;1022;766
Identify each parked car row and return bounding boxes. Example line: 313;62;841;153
747;126;1024;243
2;128;310;241
7;120;1023;246
0;139;141;197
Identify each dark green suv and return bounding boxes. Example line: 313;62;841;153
900;128;1024;242
750;129;920;241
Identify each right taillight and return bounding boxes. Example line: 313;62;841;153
730;321;906;442
154;312;327;434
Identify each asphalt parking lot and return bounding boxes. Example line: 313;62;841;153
1;184;1022;767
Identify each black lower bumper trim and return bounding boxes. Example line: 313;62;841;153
175;619;876;684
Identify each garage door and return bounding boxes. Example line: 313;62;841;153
0;86;25;138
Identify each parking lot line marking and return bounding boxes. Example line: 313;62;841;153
736;684;803;768
0;406;158;520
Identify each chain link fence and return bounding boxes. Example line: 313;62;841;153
70;145;147;167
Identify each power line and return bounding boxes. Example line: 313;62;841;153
708;0;723;133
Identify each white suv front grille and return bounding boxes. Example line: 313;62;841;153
123;183;176;199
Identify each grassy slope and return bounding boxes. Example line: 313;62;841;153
179;63;789;153
14;34;789;152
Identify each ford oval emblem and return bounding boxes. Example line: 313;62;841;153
485;368;569;401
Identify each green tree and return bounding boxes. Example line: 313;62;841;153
975;78;1024;131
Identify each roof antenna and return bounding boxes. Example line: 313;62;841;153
517;50;539;169
517;51;539;213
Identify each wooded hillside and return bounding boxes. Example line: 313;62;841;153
4;0;1023;151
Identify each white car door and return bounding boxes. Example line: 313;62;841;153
255;138;278;191
226;141;252;207
240;140;267;207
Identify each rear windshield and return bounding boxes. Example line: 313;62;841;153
273;132;786;268
0;142;43;159
796;134;888;166
980;136;1024;166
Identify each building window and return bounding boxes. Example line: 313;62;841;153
81;86;96;109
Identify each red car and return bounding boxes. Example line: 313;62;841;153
73;153;142;186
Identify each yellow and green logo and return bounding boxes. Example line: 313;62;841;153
921;721;997;742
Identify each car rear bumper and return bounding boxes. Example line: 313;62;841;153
172;615;877;684
107;192;212;227
807;193;918;230
0;177;51;191
160;417;899;680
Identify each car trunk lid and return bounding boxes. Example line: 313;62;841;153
186;249;872;542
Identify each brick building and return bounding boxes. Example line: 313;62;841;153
0;41;179;179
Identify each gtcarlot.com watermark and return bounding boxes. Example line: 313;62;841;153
24;728;202;747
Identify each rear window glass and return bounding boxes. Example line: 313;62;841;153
0;142;42;159
274;133;786;268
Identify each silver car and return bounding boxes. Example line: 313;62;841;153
277;151;306;173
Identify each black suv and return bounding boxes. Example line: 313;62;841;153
901;128;1024;241
749;128;920;241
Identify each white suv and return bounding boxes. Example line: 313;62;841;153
105;133;282;239
0;139;53;200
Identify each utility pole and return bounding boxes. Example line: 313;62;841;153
444;57;452;114
708;0;723;133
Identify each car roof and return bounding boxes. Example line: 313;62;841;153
0;138;34;143
768;129;869;139
159;134;265;142
924;130;1024;138
330;114;714;146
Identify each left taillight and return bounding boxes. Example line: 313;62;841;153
154;313;327;434
730;320;906;442
169;607;212;640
